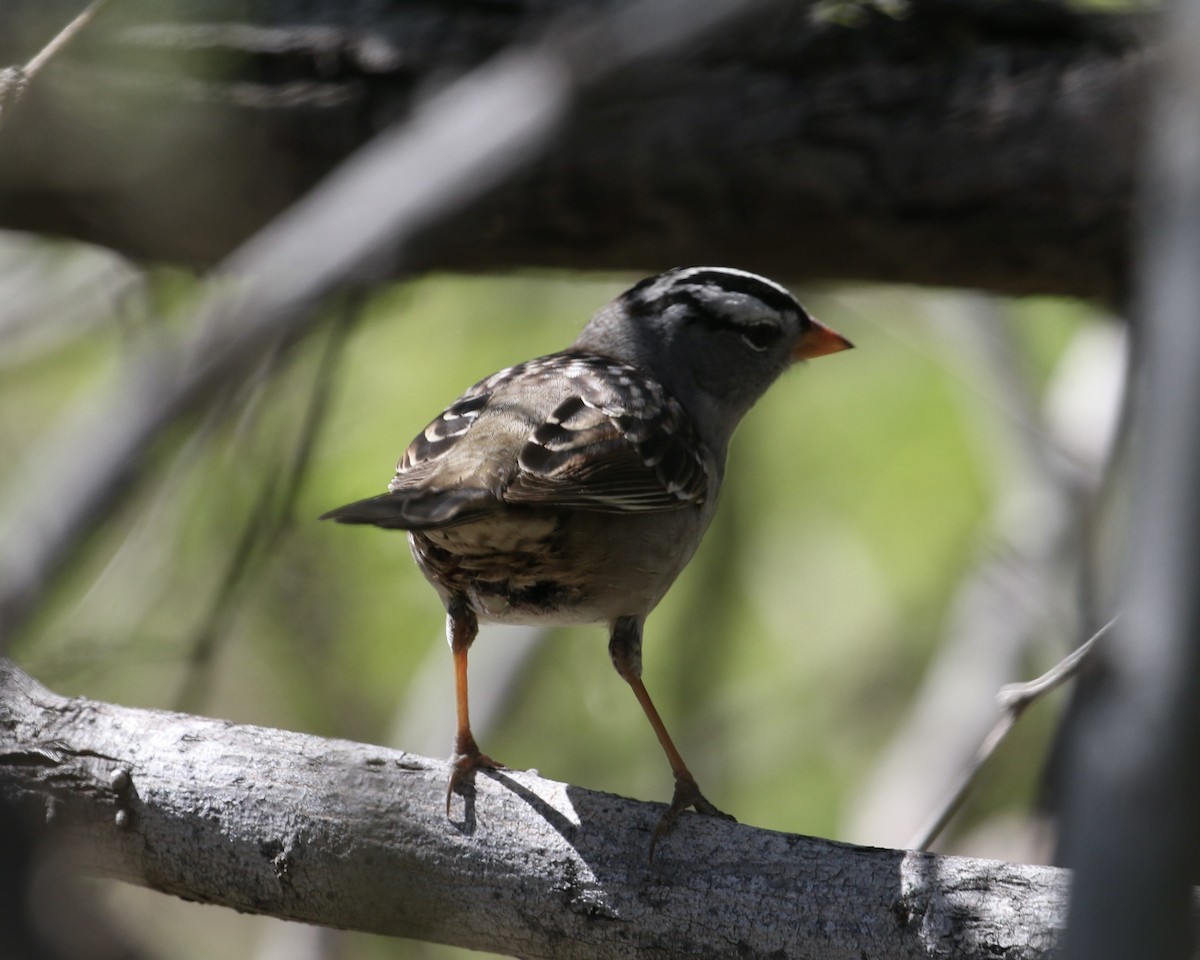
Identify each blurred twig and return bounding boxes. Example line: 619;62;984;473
21;0;115;79
909;616;1116;852
174;298;358;714
0;240;142;367
847;297;1120;851
0;0;777;650
0;0;117;125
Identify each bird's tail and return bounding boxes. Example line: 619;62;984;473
319;488;493;529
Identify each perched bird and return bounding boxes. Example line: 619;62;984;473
322;266;852;847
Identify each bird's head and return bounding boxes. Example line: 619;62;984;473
574;266;853;438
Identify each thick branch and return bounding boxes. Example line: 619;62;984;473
0;657;1068;959
0;0;1148;299
1058;0;1200;953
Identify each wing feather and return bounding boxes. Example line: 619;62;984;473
502;356;709;512
323;353;709;531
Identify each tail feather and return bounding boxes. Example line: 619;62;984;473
319;488;495;530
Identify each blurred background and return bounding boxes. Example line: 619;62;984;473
0;233;1123;959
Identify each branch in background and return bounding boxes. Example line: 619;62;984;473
0;0;777;650
0;237;140;365
0;0;115;125
20;0;115;81
0;0;1149;298
0;656;1074;960
174;300;357;713
909;616;1116;852
846;296;1123;852
1059;0;1200;953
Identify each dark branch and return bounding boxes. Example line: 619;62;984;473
1058;0;1200;954
0;0;1148;299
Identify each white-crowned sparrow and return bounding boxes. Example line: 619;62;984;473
322;266;852;849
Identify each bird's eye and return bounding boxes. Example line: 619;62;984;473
740;323;780;352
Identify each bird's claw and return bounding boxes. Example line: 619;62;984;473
445;749;504;816
648;774;735;861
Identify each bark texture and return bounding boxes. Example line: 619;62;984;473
0;0;1148;299
0;657;1069;960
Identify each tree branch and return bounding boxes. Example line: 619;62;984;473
0;0;115;127
1057;0;1200;951
0;0;1149;299
0;656;1072;959
909;616;1115;852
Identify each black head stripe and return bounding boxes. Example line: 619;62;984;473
623;268;807;332
655;289;707;316
682;269;802;317
620;276;666;318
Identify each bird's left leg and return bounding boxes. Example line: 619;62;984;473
446;597;502;815
608;616;734;852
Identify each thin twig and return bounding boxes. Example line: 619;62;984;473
24;0;116;79
0;0;117;123
174;297;358;713
848;294;1110;848
909;615;1118;852
995;617;1114;713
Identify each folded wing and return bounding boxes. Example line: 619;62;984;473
320;353;709;530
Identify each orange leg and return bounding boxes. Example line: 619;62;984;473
609;617;734;855
446;599;501;815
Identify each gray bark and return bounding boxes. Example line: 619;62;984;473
1057;0;1200;953
0;657;1070;959
0;0;1149;300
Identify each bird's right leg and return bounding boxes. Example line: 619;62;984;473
608;616;734;856
446;597;502;815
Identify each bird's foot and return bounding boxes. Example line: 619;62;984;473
445;748;504;816
649;774;736;861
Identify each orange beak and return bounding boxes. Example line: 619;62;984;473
792;318;854;361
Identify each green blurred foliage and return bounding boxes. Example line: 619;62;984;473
4;268;1093;960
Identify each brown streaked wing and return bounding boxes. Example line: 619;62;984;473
503;356;709;512
397;387;492;473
